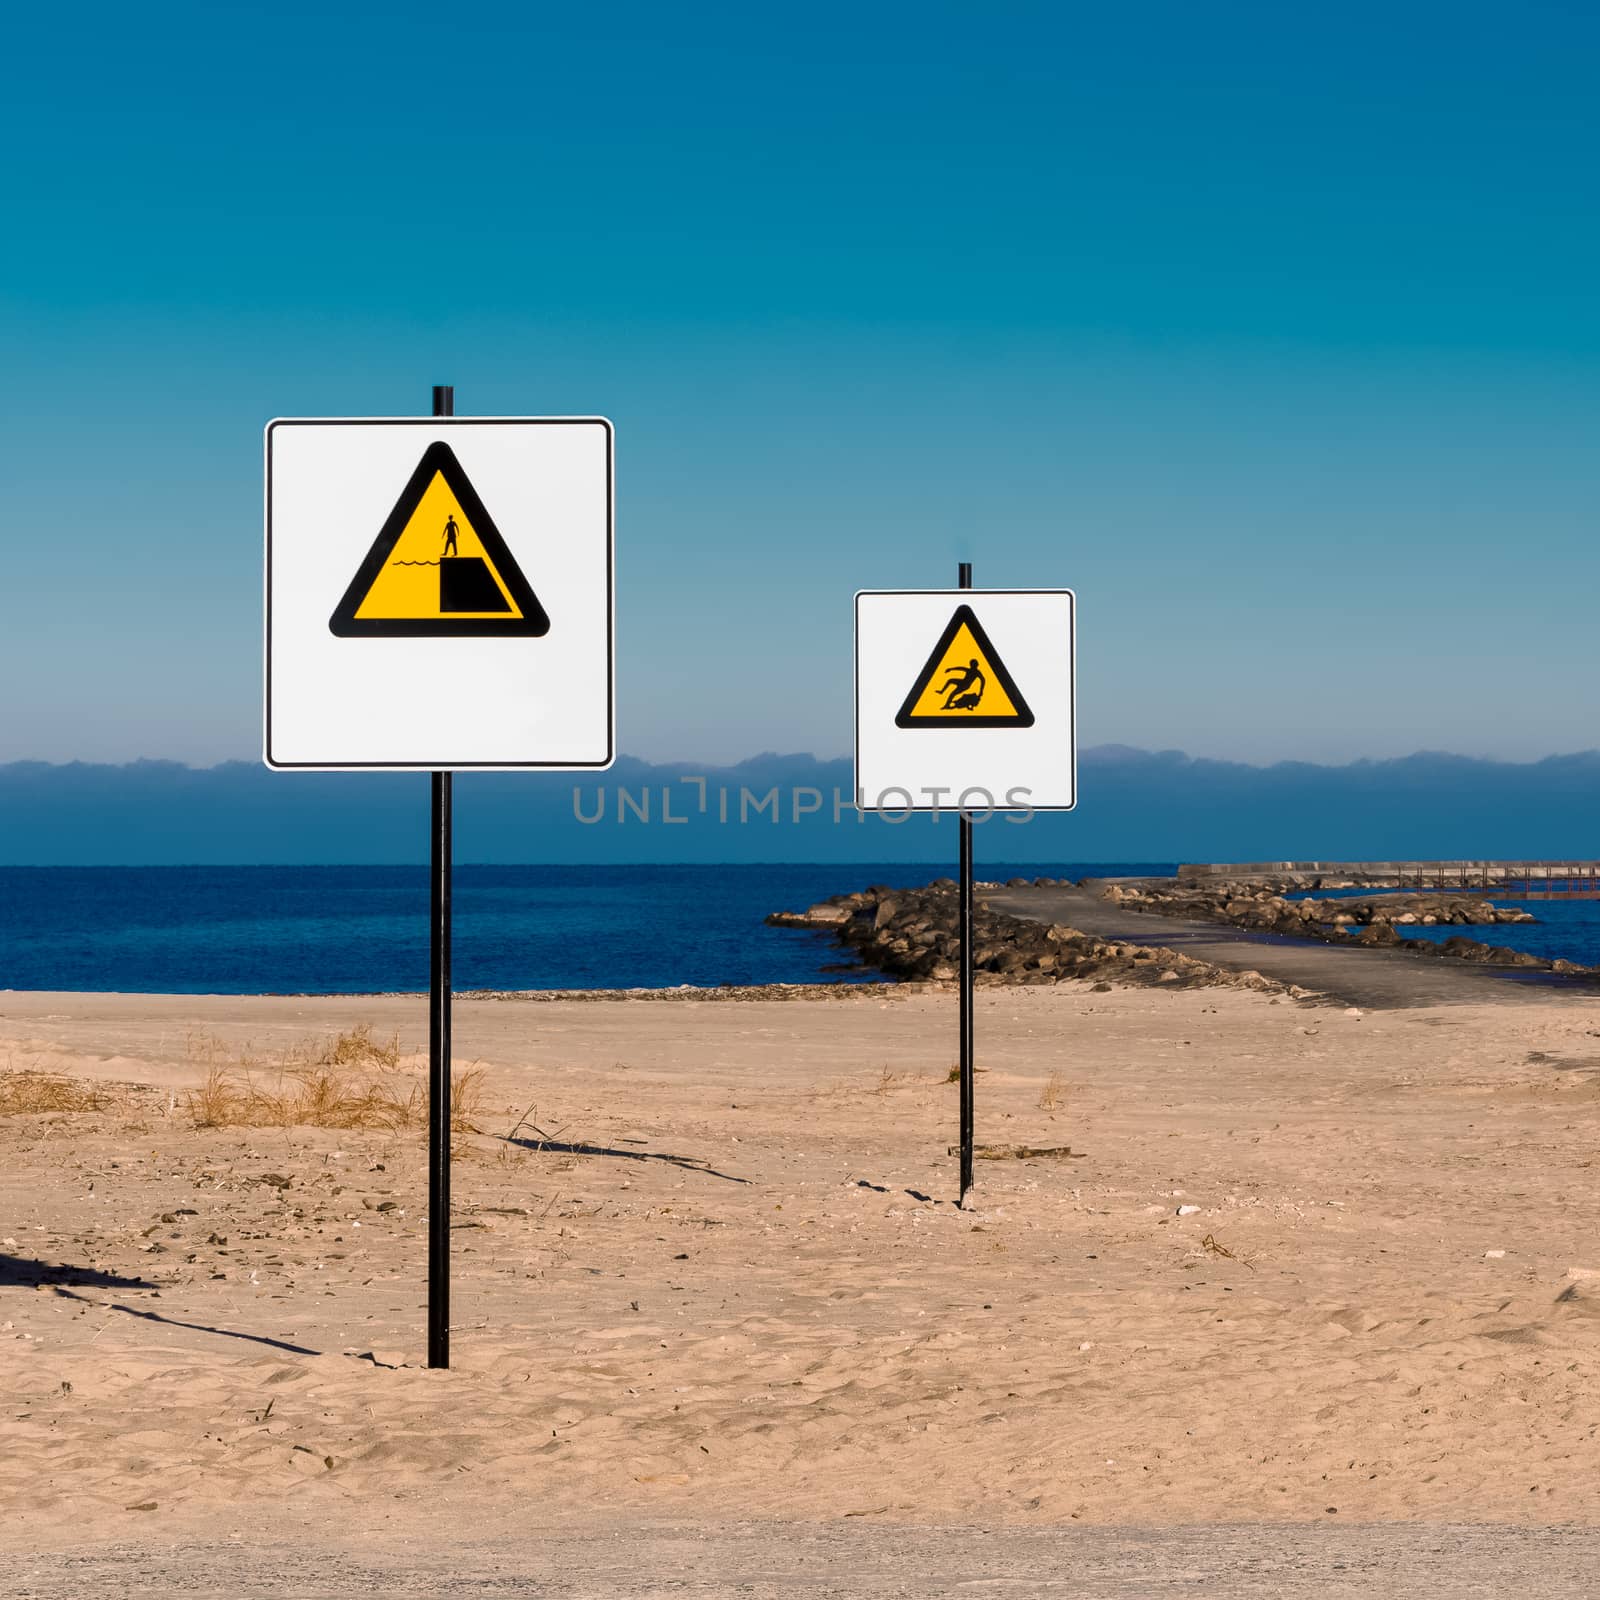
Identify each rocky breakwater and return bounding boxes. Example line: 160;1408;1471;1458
1103;882;1590;975
767;879;1288;994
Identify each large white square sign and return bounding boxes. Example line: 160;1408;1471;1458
265;418;614;770
855;589;1076;812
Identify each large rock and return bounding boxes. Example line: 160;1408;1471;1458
764;878;1296;995
765;904;851;929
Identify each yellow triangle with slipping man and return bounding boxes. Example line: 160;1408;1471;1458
896;604;1034;728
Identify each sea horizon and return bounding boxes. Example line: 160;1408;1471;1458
0;861;1172;996
7;859;1598;997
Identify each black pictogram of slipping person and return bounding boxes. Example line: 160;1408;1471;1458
442;511;460;558
940;658;986;711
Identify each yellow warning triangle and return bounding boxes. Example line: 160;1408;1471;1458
895;604;1034;728
329;442;550;637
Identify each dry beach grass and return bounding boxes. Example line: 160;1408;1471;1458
0;1072;123;1117
182;1025;486;1134
3;980;1600;1565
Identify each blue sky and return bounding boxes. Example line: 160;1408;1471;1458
2;0;1596;766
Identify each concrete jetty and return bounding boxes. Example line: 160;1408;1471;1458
985;881;1587;1008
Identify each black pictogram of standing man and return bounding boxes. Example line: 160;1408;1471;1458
939;658;986;711
442;512;460;558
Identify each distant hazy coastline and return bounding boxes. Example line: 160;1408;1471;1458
9;747;1600;865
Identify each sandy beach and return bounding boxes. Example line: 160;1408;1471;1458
4;979;1600;1592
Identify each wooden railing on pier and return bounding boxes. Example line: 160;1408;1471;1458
1178;861;1600;899
1395;862;1600;898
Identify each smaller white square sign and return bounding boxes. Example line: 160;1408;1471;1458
855;589;1076;813
265;418;614;771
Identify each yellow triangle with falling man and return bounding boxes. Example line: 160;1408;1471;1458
896;604;1034;728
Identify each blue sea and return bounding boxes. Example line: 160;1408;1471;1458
0;863;1170;995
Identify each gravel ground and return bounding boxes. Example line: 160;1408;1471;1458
7;1522;1600;1598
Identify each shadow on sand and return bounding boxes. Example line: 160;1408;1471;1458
504;1136;750;1184
1;1252;157;1291
3;1253;318;1356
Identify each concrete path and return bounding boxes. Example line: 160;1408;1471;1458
984;882;1587;1009
7;1523;1600;1598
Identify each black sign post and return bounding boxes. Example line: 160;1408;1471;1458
428;382;454;1369
266;392;614;1372
957;559;975;1205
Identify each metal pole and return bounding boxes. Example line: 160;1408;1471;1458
428;383;454;1369
957;560;975;1205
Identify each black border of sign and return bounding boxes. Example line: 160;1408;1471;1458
893;602;1036;729
264;417;615;772
853;588;1077;814
328;439;552;637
